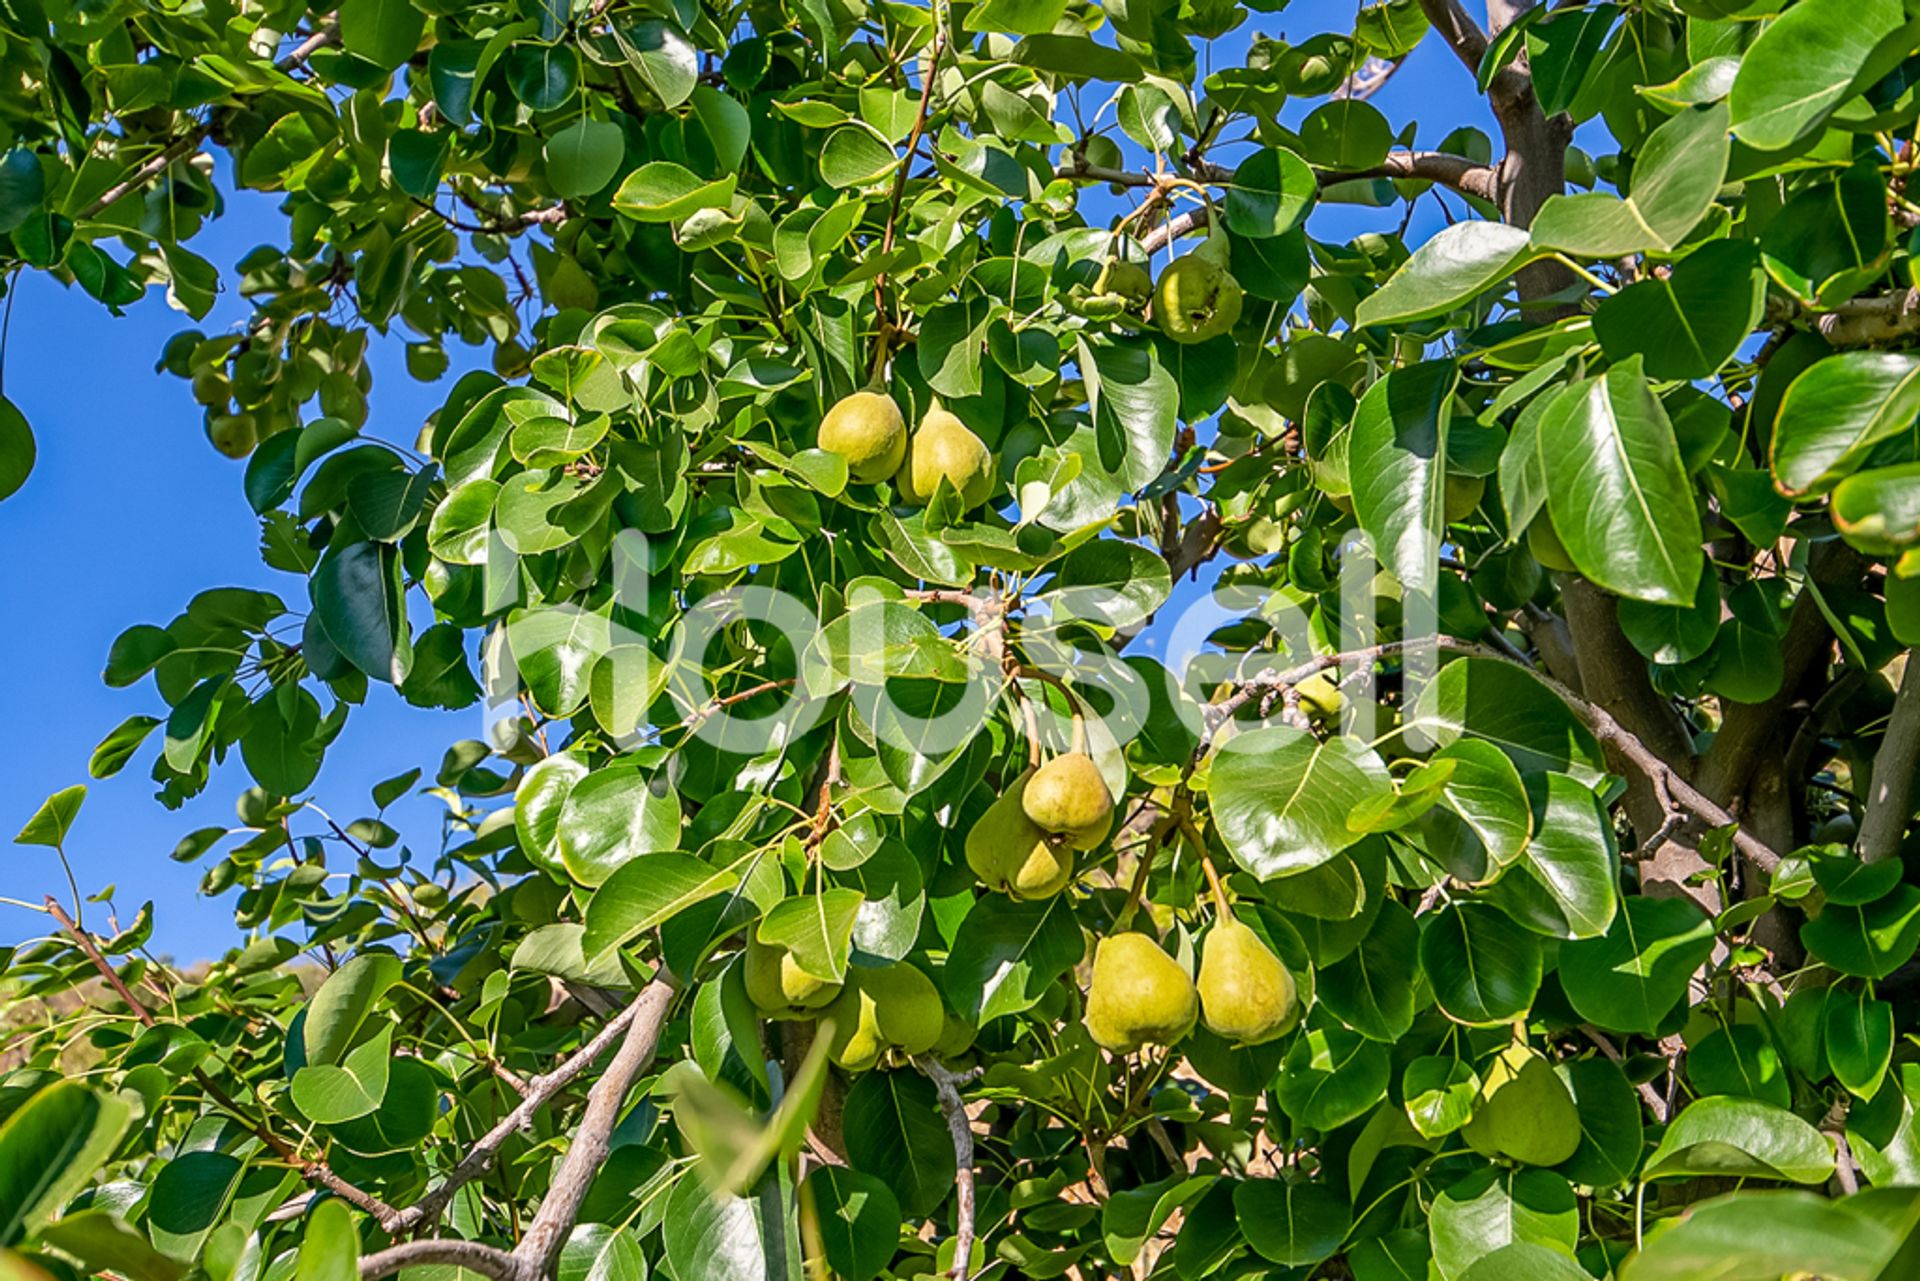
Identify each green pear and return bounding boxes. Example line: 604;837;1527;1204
1084;932;1198;1054
1197;916;1298;1046
896;407;993;510
1461;1043;1580;1166
1022;752;1113;845
966;772;1075;899
208;412;258;459
817;390;906;484
1528;515;1576;573
1154;255;1243;345
743;936;840;1018
823;962;944;1071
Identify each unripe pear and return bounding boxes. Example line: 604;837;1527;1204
1461;1043;1581;1166
743;935;841;1018
1197;916;1298;1046
896;407;994;510
1022;752;1114;844
1084;932;1198;1054
1528;514;1576;573
966;771;1075;899
823;962;944;1071
817;390;907;484
1295;671;1345;723
1155;255;1243;345
1105;260;1152;306
208;412;258;459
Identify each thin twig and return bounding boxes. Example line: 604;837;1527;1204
360;1241;518;1281
914;1057;984;1281
1581;1025;1668;1124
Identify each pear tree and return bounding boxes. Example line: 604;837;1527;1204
7;0;1920;1278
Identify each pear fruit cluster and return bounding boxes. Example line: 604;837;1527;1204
815;393;996;512
822;961;945;1072
966;769;1076;899
743;936;839;1020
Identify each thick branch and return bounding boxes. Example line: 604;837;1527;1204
915;1058;982;1281
389;980;674;1233
1860;660;1920;862
1415;0;1490;73
1766;289;1920;347
515;981;676;1279
1202;639;1786;872
360;1241;518;1281
1319;151;1500;202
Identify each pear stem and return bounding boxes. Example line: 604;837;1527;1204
1199;849;1230;918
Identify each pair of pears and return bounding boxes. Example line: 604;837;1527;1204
816;392;994;510
1085;915;1298;1054
966;753;1116;899
744;938;946;1072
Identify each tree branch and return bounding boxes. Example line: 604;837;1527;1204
389;979;676;1233
914;1057;983;1281
1415;0;1490;73
1199;639;1787;873
1318;151;1500;201
1766;289;1920;347
1860;659;1920;862
360;1241;519;1281
514;981;677;1280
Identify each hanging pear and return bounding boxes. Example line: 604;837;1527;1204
1084;932;1198;1054
817;390;906;484
1461;1042;1581;1166
822;962;945;1071
896;406;994;510
966;771;1075;899
1197;915;1298;1046
743;936;841;1019
1022;752;1113;849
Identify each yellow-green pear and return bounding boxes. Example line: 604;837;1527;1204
1197;916;1298;1046
966;772;1076;899
817;390;906;484
823;962;944;1071
896;407;994;510
743;936;841;1019
1084;932;1198;1054
1154;255;1243;344
1461;1043;1581;1166
1022;752;1114;843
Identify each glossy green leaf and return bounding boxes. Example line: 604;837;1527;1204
1355;223;1535;327
1211;726;1394;879
1420;903;1542;1024
1644;1096;1835;1183
1728;0;1905;148
1560;897;1715;1034
1531;103;1729;257
0;1084;132;1246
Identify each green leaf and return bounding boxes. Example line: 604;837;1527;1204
35;1211;184;1281
842;1071;955;1219
1276;1026;1390;1130
1405;1056;1481;1138
1617;561;1721;666
942;893;1085;1023
512;923;630;988
820;126;897;188
804;1167;900;1281
615;21;698;109
13;783;85;848
1531;103;1729;257
303;950;403;1065
1419;903;1542;1025
1591;240;1765;381
1211;726;1394;879
660;1173;785;1281
1355;222;1535;327
0;149;43;233
146;1150;244;1261
559;768;682;888
584;852;744;958
546;120;625;200
1689;1024;1791;1108
613;162;738;222
1728;0;1906;149
1825;986;1895;1099
1349;359;1456;599
1801;884;1920;978
1553;1057;1645;1187
1223;147;1316;239
297;1199;360;1281
1835;462;1920;554
89;715;160;780
0;394;31;502
1430;1168;1577;1281
757;890;863;984
311;541;411;684
1559;896;1715;1034
1458;1243;1591;1281
1539;360;1701;605
339;0;426;71
0;1083;132;1246
1406;658;1606;786
1644;1096;1836;1183
292;1023;393;1123
1771;353;1920;497
559;1225;648;1281
965;0;1069;34
241;687;323;796
1431;739;1533;871
1486;771;1619;939
1317;900;1418;1041
1232;1179;1351;1268
1619;1191;1905;1281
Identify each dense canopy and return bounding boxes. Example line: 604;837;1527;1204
6;0;1920;1279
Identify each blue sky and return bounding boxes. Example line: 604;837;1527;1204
1;24;1508;957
